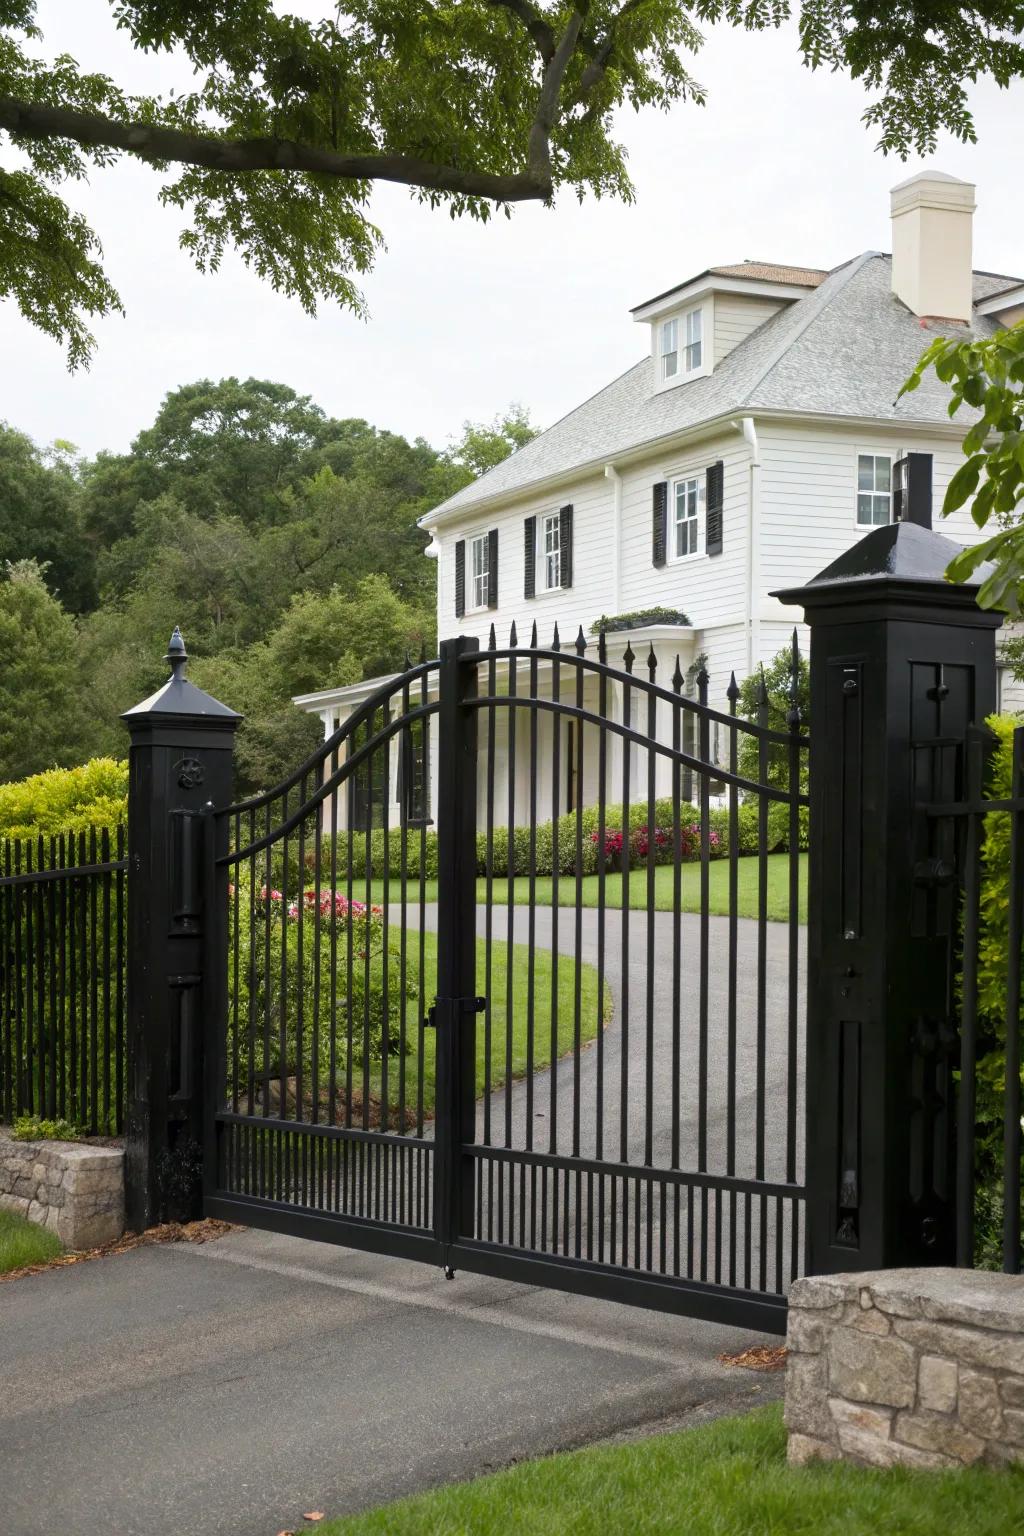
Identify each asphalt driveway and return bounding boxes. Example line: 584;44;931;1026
0;1225;781;1536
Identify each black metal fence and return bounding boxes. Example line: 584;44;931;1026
0;828;126;1134
925;723;1024;1274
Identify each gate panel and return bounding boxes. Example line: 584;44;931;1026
204;660;444;1264
448;629;808;1333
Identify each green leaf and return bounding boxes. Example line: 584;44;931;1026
943;455;982;515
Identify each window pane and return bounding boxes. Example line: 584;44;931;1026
857;455;874;492
663;351;678;379
686;308;702;344
874;457;891;492
662;319;677;353
857;493;874;524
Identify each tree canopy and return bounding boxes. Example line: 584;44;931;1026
900;321;1024;615
3;1;1023;364
0;380;537;788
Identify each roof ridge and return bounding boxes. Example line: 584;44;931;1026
420;354;650;526
739;251;878;408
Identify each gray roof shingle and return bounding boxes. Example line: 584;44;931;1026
426;254;1020;523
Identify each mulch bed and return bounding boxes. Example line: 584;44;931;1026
0;1217;238;1284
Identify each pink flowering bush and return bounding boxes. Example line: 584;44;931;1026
589;821;722;869
229;881;415;1095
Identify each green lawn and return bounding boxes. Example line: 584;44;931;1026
0;1209;62;1275
366;930;608;1121
366;853;807;925
315;1403;1021;1536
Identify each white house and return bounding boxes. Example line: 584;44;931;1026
296;170;1023;828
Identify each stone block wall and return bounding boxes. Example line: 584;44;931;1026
0;1130;125;1249
786;1267;1024;1469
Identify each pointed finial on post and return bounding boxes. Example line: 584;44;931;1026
672;654;684;694
509;619;518;648
165;627;188;682
647;644;657;683
696;661;709;708
787;627;803;731
552;622;561;653
727;670;740;716
623;640;635;675
575;625;587;657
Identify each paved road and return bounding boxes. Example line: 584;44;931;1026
0;1226;782;1536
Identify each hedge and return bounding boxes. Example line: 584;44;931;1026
0;757;127;840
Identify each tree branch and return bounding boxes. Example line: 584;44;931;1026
528;8;586;181
576;0;656;100
0;96;551;203
485;0;557;63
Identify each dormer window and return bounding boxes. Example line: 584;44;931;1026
660;318;679;380
659;305;704;386
684;307;703;371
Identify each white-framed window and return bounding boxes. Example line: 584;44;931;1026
470;532;490;609
542;512;561;590
685;306;703;372
660;318;678;381
672;476;704;559
857;453;893;526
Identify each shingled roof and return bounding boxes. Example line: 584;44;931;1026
425;254;1021;525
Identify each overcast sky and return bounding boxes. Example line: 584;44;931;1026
3;2;1023;459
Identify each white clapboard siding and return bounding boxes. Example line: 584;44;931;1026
713;294;786;364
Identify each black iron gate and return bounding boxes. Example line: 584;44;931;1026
203;628;809;1332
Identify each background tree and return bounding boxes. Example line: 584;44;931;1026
900;322;1024;619
0;560;88;779
2;2;1023;365
0;424;94;610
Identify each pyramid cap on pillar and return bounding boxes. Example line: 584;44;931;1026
121;627;243;728
772;521;1000;622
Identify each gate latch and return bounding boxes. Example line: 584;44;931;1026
422;996;487;1030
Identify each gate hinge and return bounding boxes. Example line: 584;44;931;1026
422;995;487;1029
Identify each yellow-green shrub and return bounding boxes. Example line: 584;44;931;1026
0;758;127;839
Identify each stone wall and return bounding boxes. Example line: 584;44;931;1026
0;1130;125;1250
786;1268;1024;1469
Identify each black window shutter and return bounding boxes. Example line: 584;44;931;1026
705;460;724;557
524;516;536;599
559;504;574;589
487;528;499;609
454;540;466;618
652;481;668;568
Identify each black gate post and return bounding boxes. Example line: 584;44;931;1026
121;629;241;1229
776;523;1002;1276
433;635;480;1268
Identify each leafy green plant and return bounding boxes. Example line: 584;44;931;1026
0;756;127;839
10;1114;89;1142
590;608;691;635
899;321;1024;612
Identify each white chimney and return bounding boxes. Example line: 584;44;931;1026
890;170;976;323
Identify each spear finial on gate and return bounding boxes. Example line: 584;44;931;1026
696;660;709;708
787;628;803;731
552;622;561;652
575;625;587;656
647;644;657;684
598;629;607;666
488;622;496;650
165;627;188;682
530;620;538;648
623;640;635;675
509;620;518;648
672;655;684;694
756;663;770;729
727;670;740;717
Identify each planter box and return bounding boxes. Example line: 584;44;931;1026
0;1130;125;1250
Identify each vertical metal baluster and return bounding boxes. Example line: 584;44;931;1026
527;625;539;1242
329;726;340;1128
573;628;586;1254
505;624;518;1156
956;732;984;1266
89;827;99;1135
620;642;634;1168
645;647;657;1185
1003;727;1024;1272
263;803;273;1121
696;663;711;1281
726;672;740;1287
47;835;58;1120
312;767;323;1134
398;664;411;1154
100;828;111;1130
380;705;392;1141
20;840;31;1116
279;787;290;1128
230;815;240;1117
786;632;802;1199
550;623;562;1168
485;627;497;1178
671;659;683;1179
756;667;770;1284
416;655;428;1142
594;632;609;1256
363;716;374;1132
345;719;357;1129
296;776;307;1133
